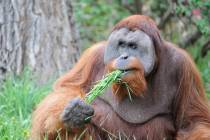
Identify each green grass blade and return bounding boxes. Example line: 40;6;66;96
85;70;123;103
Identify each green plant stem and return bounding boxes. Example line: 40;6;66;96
85;70;123;104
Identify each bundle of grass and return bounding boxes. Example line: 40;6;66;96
85;70;123;104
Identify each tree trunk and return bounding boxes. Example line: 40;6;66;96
0;0;80;83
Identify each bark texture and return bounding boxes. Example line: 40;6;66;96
0;0;80;83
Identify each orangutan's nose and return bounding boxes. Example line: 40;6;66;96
119;53;129;60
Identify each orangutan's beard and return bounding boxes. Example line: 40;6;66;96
112;69;147;101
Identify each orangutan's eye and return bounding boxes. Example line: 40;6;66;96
128;42;137;49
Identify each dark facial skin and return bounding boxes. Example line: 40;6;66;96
104;28;156;76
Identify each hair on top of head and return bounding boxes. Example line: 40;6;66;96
113;15;157;31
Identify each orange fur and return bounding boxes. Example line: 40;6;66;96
31;89;83;140
31;42;106;140
176;124;210;140
171;45;210;139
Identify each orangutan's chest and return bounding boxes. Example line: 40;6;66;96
96;88;173;124
91;97;175;139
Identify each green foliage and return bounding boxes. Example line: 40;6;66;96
149;0;169;17
0;71;51;139
85;70;123;103
176;0;210;35
73;0;130;48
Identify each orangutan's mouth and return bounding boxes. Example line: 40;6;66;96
122;68;136;73
120;68;136;76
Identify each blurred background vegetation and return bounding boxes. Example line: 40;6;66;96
0;0;209;139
